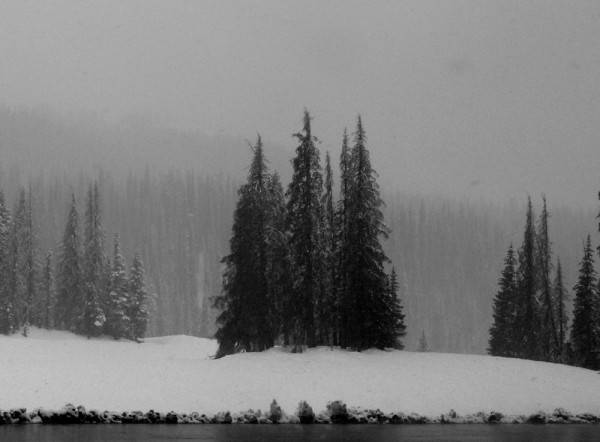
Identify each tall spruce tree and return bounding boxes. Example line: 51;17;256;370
341;115;395;350
553;258;568;362
214;136;281;357
81;182;106;337
335;129;351;348
515;197;540;359
8;189;39;330
317;151;336;346
387;267;407;349
128;252;149;342
106;234;130;340
55;195;84;331
536;196;559;361
0;190;14;334
285;110;325;349
488;244;517;357
570;235;600;369
265;172;293;345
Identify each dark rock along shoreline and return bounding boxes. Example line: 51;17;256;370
1;401;598;425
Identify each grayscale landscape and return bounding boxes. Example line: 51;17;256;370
1;1;599;437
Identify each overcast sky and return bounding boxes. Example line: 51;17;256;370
1;0;599;206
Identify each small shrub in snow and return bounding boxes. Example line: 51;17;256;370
552;408;572;420
568;416;590;424
188;412;201;423
527;411;547;424
76;405;86;418
165;411;180;423
440;409;461;424
576;412;598;423
315;412;331;424
146;410;158;423
367;408;386;423
104;411;122;423
269;399;282;423
327;400;348;423
2;402;600;426
231;412;245;424
18;412;31;424
547;416;568;424
59;404;80;424
37;408;55;424
406;412;429;424
485;411;503;423
213;411;232;424
244;410;258;424
0;411;13;424
258;414;272;424
296;400;314;424
388;412;407;424
347;407;368;424
10;408;24;420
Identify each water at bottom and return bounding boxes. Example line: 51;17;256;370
1;424;598;442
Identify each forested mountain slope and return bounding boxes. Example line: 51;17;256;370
0;109;595;353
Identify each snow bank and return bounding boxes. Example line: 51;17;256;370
1;328;600;419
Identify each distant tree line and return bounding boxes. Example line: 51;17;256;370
212;111;406;357
489;194;600;370
1;109;595;353
0;183;149;341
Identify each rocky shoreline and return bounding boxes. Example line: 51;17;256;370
1;401;598;425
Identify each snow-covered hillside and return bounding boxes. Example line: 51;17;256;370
1;328;599;418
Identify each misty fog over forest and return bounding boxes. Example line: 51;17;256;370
0;108;596;353
1;1;599;356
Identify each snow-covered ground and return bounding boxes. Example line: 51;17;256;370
1;328;600;417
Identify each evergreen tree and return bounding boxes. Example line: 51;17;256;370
488;244;517;357
7;191;27;331
8;190;38;330
81;182;106;337
0;190;14;334
570;235;600;369
40;251;55;329
323;152;335;256
128;252;149;342
55;195;84;331
536;196;559;361
387;267;407;349
213;136;280;357
285;110;325;349
553;258;568;362
341;115;395;350
106;234;130;339
335;129;351;348
514;197;540;359
265;172;293;346
24;189;40;327
317;150;336;346
598;190;600;258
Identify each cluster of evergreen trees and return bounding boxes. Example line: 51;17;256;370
0;183;149;341
489;195;600;370
213;111;406;357
570;234;600;369
489;197;568;362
